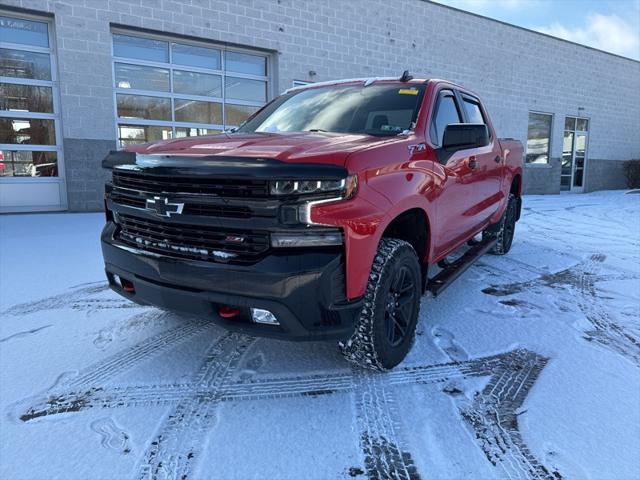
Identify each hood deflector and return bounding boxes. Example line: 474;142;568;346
102;151;349;180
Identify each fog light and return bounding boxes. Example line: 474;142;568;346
251;308;280;325
271;231;343;248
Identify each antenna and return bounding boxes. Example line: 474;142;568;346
400;70;413;82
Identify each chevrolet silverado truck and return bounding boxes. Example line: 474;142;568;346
101;73;523;370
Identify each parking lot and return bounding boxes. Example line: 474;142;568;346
1;190;638;480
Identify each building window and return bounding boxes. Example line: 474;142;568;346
0;15;60;177
526;112;553;164
112;31;270;147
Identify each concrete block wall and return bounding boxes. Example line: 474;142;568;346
585;159;630;192
2;0;639;209
523;159;561;195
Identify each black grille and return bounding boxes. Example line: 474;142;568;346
111;192;253;218
113;170;269;198
116;214;269;263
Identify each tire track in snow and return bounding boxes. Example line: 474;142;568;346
458;350;559;480
482;254;640;366
13;361;470;419
16;319;215;422
432;329;559;480
136;332;256;480
576;256;640;366
14;343;555;480
2;281;136;316
352;369;420;480
70;318;215;388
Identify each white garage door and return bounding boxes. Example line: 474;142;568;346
111;29;271;147
0;12;66;212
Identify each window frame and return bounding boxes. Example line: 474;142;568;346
525;111;554;165
428;88;463;147
0;10;65;189
110;28;272;147
459;94;487;124
564;115;590;133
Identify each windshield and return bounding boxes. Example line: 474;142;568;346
238;83;425;137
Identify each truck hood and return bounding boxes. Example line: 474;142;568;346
127;132;397;167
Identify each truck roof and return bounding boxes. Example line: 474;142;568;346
284;77;484;101
284;76;430;94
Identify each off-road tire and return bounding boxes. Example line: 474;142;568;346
483;193;517;255
339;238;422;371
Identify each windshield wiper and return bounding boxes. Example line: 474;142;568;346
306;128;329;133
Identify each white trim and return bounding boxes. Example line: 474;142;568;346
115;88;224;104
115;88;174;99
110;26;272;61
0;111;56;119
116;119;224;130
0;204;66;213
0;144;57;151
0;176;62;183
0;41;51;54
0;76;53;87
113;57;268;82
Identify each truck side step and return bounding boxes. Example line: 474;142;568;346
426;237;498;296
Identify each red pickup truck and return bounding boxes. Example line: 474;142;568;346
101;73;523;370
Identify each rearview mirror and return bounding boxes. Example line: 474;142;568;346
442;123;489;151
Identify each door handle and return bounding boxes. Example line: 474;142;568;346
468;157;478;169
494;155;501;163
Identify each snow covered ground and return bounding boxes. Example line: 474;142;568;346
1;190;639;480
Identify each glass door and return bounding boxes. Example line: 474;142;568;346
573;133;587;191
562;117;589;192
561;130;574;190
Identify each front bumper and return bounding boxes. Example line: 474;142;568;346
101;222;362;341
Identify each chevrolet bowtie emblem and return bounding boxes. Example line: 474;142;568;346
145;196;184;217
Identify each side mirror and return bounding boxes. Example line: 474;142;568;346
442;123;489;151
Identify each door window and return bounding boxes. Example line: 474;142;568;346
429;91;461;146
462;97;485;124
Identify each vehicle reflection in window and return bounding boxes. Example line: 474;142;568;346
0;150;58;177
0;117;56;145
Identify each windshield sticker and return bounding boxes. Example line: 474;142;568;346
398;88;419;95
380;125;404;132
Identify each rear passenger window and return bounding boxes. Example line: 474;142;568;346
462;98;485;124
430;92;461;146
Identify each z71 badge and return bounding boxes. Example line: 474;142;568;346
408;143;426;154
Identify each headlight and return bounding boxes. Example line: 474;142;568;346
270;175;357;198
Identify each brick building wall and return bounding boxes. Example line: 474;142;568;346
1;0;639;210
